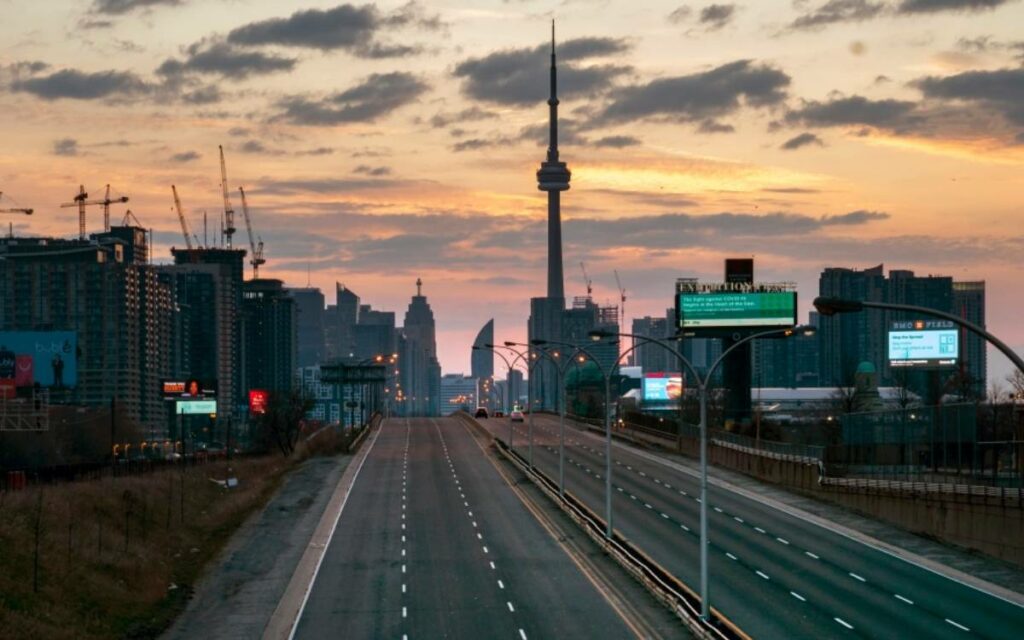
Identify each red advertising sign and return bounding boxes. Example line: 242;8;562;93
15;355;33;387
249;389;269;415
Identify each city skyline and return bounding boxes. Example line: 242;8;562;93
2;1;1023;380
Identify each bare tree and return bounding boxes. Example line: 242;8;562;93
256;390;314;456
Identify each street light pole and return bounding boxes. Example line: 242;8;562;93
597;325;815;620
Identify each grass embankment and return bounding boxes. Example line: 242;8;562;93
0;426;361;640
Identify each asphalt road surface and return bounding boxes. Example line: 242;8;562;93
292;417;638;639
484;414;1024;639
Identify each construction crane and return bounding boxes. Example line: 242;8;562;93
614;269;626;328
59;185;128;240
171;185;194;251
579;262;592;297
0;192;33;216
238;186;265;278
218;145;237;248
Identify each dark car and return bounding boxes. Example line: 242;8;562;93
474;407;489;419
494;411;504;418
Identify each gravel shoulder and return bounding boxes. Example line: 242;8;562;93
163;454;353;640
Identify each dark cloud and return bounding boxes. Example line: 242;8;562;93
296;147;335;156
158;41;296;80
896;0;1012;13
518;119;586;146
593;135;641;147
698;119;735;133
182;85;222;104
762;187;823;193
228;127;251;137
226;2;441;58
428;106;499;128
668;6;693;22
79;19;114;29
257;177;423;195
11;68;149;100
789;0;886;30
453;37;632;106
452;138;505;152
239;140;286;155
275;72;429;125
91;0;182;15
53;138;79;156
353;164;392;176
781;131;826;149
785;95;921;131
916;67;1024;125
170;150;201;162
700;4;738;29
598;60;790;125
821;209;888;224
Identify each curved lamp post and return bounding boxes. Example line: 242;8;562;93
592;324;816;620
814;296;1024;376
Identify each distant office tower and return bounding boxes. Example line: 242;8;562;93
529;29;571;412
952;281;986;396
169;247;246;421
242;279;297;394
0;226;172;437
289;287;325;368
563;296;619;374
508;369;526;408
819;265;964;396
440;374;479;415
471;319;494;381
354;305;397;361
632;311;673;374
752;313;820;388
401;279;441;416
325;283;360;359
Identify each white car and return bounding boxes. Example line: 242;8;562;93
509;410;525;422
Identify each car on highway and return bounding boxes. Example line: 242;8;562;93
474;407;489;418
510;409;524;422
493;410;504;418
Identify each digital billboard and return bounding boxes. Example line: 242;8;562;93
162;379;218;399
0;332;77;388
249;389;269;415
677;292;796;331
643;374;683;402
888;320;958;368
176;400;218;415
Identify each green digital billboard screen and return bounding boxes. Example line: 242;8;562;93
678;292;797;331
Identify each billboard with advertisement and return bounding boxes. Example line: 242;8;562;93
643;373;684;402
888;320;958;368
176;399;218;415
249;389;269;415
677;292;797;332
0;331;77;388
162;379;218;399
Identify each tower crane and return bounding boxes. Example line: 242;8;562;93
59;185;128;239
579;262;592;297
238;186;265;278
0;192;33;216
171;185;194;251
614;269;626;327
218;145;237;248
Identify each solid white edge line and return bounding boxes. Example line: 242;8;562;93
588;427;1024;611
286;420;384;640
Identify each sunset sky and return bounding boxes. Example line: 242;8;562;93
2;0;1022;382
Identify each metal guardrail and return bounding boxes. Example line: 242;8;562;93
463;413;744;640
820;476;1023;503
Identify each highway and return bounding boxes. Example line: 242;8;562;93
484;413;1024;639
292;417;638;639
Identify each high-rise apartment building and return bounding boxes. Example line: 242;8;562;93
242;279;297;394
289;287;325;368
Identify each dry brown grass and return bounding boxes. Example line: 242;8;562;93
0;455;292;639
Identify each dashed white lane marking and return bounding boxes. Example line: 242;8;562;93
661;513;670;519
402;564;406;573
849;572;865;582
644;503;653;510
519;629;527;639
805;551;820;560
726;552;738;561
483;546;489;554
714;507;723;513
477;532;483;540
680;524;690;532
498;580;505;589
790;591;806;602
402;606;408;619
489;561;496;570
755;527;766;534
734;517;744;523
507;601;515;612
756;570;770;580
402;583;407;593
776;537;790;545
895;594;914;605
834;617;853;630
945;619;969;632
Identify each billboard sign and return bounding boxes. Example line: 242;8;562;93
176;399;217;415
163;379;218;399
249;389;269;415
643;373;684;402
0;331;77;388
677;292;797;331
888;320;958;368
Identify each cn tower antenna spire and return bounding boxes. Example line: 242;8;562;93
537;21;571;301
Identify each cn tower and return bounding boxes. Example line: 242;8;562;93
536;21;571;301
